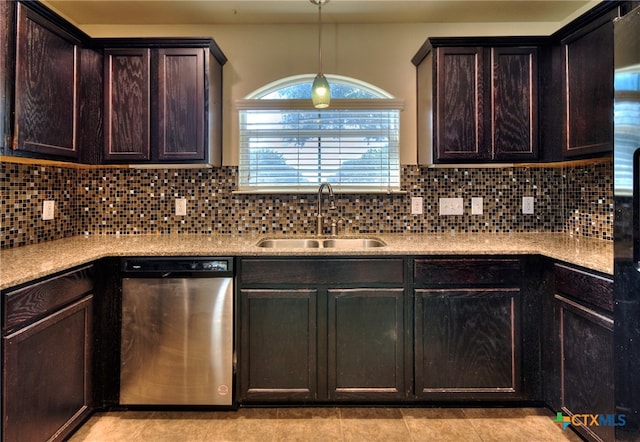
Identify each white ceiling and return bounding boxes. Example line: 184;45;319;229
42;0;598;26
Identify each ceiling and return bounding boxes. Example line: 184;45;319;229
42;0;598;26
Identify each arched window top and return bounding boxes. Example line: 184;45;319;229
246;74;394;100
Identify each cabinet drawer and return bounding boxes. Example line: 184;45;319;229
240;259;404;285
3;265;94;331
414;258;521;286
554;264;613;312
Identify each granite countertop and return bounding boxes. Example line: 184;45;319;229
0;233;613;290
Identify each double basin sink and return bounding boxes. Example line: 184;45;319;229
256;237;386;249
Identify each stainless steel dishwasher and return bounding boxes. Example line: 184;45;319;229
120;257;234;406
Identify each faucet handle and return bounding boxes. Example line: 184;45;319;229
330;216;345;236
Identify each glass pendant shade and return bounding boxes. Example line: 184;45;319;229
311;0;330;108
312;73;331;108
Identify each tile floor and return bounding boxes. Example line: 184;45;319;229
69;406;583;442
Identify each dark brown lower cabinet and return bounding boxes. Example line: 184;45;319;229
327;288;406;401
556;296;614;442
239;289;318;402
554;264;615;442
3;297;93;442
238;258;407;403
2;266;94;442
413;258;523;400
415;288;520;398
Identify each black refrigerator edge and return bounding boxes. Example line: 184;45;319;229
614;4;640;440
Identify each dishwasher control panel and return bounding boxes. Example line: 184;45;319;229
122;257;234;275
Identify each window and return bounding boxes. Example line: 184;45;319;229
237;75;403;193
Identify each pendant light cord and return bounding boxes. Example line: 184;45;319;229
317;1;323;75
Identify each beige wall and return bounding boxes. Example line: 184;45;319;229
66;20;576;165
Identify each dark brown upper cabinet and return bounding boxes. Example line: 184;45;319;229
413;38;542;165
157;48;206;162
1;0;15;152
101;39;226;165
103;47;151;162
541;2;628;161
7;1;100;162
491;47;539;161
434;46;486;162
560;11;616;159
2;2;226;165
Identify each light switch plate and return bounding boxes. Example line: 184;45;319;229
522;196;534;214
471;197;483;215
439;197;464;215
42;200;55;220
411;197;423;215
175;198;187;216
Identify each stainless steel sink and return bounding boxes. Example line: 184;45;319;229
256;238;321;248
322;238;386;248
256;237;386;248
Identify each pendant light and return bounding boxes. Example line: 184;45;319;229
310;0;330;108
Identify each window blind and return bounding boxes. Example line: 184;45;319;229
238;106;401;193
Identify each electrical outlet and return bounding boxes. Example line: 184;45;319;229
522;196;534;214
471;197;483;215
411;197;423;215
439;197;464;215
42;200;55;220
175;198;187;216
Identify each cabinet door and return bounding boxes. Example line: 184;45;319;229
14;3;79;158
239;289;318;402
1;0;15;152
104;48;150;161
157;48;206;161
3;295;93;442
556;295;614;442
415;288;520;399
491;47;538;161
562;18;614;158
434;47;486;161
327;288;406;401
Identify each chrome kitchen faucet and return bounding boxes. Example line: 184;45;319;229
316;182;337;235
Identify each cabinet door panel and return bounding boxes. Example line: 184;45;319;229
104;48;150;161
3;296;92;442
435;47;485;160
239;289;317;402
557;295;614;442
563;20;613;157
491;47;538;160
415;288;520;397
15;4;78;158
327;288;405;401
157;48;205;161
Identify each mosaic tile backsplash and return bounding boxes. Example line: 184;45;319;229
0;161;613;249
